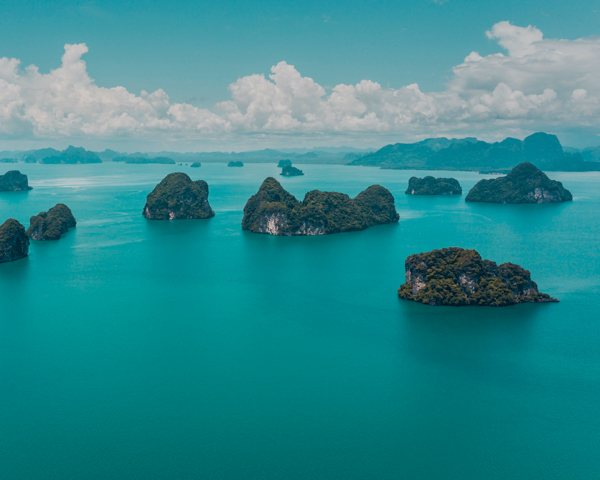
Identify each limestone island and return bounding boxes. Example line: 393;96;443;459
228;161;244;167
27;204;77;241
190;162;201;168
405;176;462;195
143;172;215;220
0;171;33;192
40;146;102;164
281;165;304;177
277;159;292;168
466;162;572;204
0;219;29;263
398;247;557;306
242;177;399;236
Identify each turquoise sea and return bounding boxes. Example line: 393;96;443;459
1;163;599;479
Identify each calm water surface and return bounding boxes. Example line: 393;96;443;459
1;163;599;479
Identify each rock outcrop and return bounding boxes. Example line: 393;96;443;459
277;159;292;168
27;204;77;241
281;165;304;176
398;247;557;306
0;219;29;263
466;162;572;204
0;171;33;191
242;177;399;235
405;176;462;195
228;161;244;167
190;162;201;168
143;172;215;220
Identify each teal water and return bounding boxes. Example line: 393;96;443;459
1;163;599;479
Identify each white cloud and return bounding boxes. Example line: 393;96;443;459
1;22;600;146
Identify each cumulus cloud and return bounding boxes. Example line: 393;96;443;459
1;22;600;144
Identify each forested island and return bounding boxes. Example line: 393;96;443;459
228;161;244;167
350;132;600;172
27;204;77;241
281;165;304;176
277;159;292;168
242;177;398;236
191;162;201;168
466;162;572;204
0;219;29;263
0;171;32;191
398;247;557;306
406;176;461;195
143;173;215;220
40;146;102;164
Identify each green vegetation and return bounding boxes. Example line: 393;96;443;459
405;176;462;195
40;146;102;164
143;172;215;220
351;132;600;172
465;162;573;204
0;219;29;263
281;165;304;176
398;247;557;306
0;170;32;191
242;177;399;235
27;204;77;241
228;161;244;167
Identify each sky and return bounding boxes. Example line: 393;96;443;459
1;0;600;151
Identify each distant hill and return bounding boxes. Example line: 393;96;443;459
349;133;600;172
40;146;102;164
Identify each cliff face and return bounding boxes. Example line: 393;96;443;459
27;204;77;241
0;171;33;191
143;172;215;220
398;247;557;306
0;219;29;263
466;162;572;204
242;177;399;236
405;176;462;195
280;165;304;176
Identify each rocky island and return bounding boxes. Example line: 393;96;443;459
281;165;304;177
406;176;462;195
228;161;244;167
242;177;399;236
190;162;201;168
27;204;77;241
143;172;215;220
40;146;102;164
0;171;33;191
398;247;557;306
466;162;572;203
0;219;29;263
277;159;292;168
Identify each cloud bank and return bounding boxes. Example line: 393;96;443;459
1;21;600;145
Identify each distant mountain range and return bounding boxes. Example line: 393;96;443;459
349;133;600;172
1;134;600;171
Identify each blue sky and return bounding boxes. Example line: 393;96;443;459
1;0;600;150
